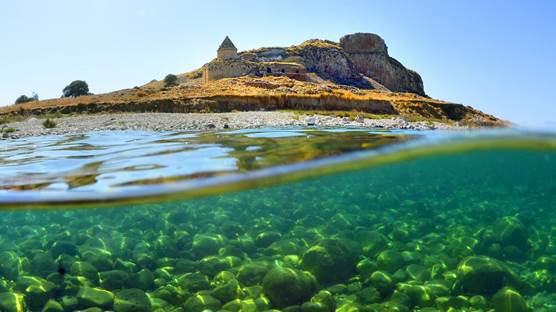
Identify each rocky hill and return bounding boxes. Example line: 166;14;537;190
0;33;505;127
239;33;425;95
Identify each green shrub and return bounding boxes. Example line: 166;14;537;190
164;74;178;87
43;119;56;128
63;80;89;97
15;92;38;104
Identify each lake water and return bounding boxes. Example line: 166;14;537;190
0;128;555;312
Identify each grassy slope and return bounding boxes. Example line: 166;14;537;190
0;75;505;127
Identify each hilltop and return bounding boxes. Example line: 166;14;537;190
0;33;504;127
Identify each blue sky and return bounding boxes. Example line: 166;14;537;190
1;0;554;126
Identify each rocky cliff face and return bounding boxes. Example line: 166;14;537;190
340;33;425;96
241;33;426;96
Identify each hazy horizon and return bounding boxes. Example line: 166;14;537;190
1;0;554;126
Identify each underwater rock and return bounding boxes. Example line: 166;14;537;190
308;291;335;312
198;256;232;277
99;270;130;290
174;259;198;274
14;275;56;294
255;231;282;248
492;287;529;312
42;299;64;312
267;238;305;256
213;270;236;285
244;285;264;298
176;272;211;292
397;283;432;308
191;234;226;258
81;248;114;271
358;231;389;257
211;278;242;303
128;268;155;291
0;251;21;280
70;261;99;282
51;241;78;257
455;256;519;295
30;252;58;276
222;299;242;312
75;308;103;312
493;216;531;260
262;267;317;308
376;250;405;273
76;287;114;309
183;294;221;312
151;285;185;306
237;262;270;286
406;264;430;282
60;296;79;311
356;258;377;280
24;284;53;310
469;295;488;309
0;292;25;312
435;296;469;310
368;271;394;296
356;286;381;304
113;288;152;312
301;238;358;284
301;302;329;312
114;258;137;273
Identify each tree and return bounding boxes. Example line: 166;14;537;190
15;95;33;104
164;74;178;87
63;80;89;97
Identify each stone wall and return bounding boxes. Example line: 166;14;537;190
203;60;257;83
203;60;309;83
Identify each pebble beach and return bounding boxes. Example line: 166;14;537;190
1;112;463;139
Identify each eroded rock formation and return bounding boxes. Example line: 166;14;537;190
340;33;425;95
228;33;426;95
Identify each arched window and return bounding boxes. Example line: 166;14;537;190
281;69;285;73
266;67;272;73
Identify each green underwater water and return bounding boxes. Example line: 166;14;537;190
0;134;556;311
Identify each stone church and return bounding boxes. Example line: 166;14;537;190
202;36;307;83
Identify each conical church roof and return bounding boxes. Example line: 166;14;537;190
218;36;237;50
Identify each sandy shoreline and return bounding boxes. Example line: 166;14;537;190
1;112;464;139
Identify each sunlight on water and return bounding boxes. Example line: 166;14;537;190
0;129;410;195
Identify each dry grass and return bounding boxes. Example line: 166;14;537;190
0;75;503;126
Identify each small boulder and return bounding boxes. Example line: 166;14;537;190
99;270;130;290
237;262;269;286
376;250;405;273
455;256;520;295
76;287;114;308
191;234;226;258
0;292;25;312
302;238;358;284
492;287;528;312
262;267;317;308
42;299;64;312
113;288;152;312
211;278;241;303
183;294;221;312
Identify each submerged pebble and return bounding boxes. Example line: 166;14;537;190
0;142;553;311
